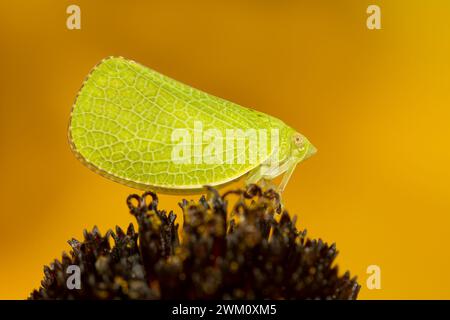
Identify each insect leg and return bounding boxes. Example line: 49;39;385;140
245;165;265;185
278;160;298;193
246;160;290;188
245;165;279;192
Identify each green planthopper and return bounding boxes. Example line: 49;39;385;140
68;57;316;194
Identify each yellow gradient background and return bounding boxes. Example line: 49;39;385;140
1;1;449;299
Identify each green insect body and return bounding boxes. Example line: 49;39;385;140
69;57;316;193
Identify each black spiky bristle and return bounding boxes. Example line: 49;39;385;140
30;184;360;300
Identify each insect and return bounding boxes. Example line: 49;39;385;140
68;57;316;194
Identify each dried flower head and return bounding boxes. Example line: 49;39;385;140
30;184;360;300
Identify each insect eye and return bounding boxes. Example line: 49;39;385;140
293;134;303;145
293;134;306;151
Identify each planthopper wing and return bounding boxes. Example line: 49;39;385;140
69;57;293;193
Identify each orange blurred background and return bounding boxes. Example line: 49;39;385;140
1;0;450;299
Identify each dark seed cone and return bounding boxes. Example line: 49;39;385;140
30;184;360;300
